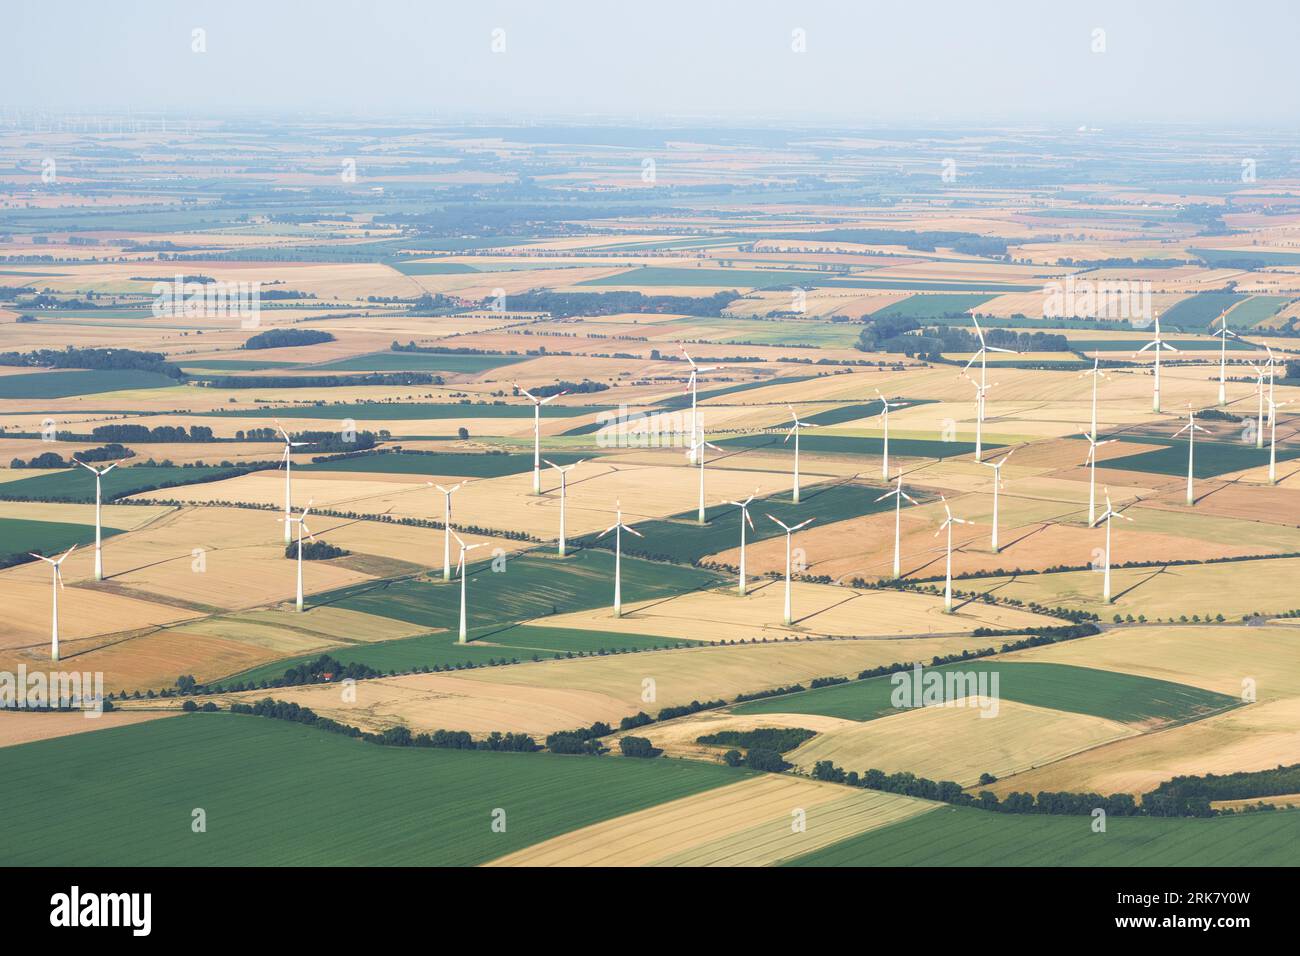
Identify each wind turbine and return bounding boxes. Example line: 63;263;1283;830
275;421;309;544
28;545;75;661
597;501;642;617
1172;408;1208;506
1093;488;1133;604
963;375;996;460
451;530;484;643
726;490;759;595
980;449;1014;553
74;457;122;580
515;382;568;495
1248;359;1270;450
875;473;918;579
543;459;582;556
1212;312;1238;406
431;480;471;580
767;515;814;625
785;404;819;503
1080;358;1108;442
934;496;972;613
875;389;909;480
680;346;718;463
963;316;1014;450
1269;398;1288;485
689;428;723;524
281;500;315;612
1133;312;1178;413
1081;431;1116;527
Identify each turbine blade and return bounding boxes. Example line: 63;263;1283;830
766;514;791;531
622;524;643;538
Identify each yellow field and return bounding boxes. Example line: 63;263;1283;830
786;698;1138;786
484;775;934;867
0;710;175;750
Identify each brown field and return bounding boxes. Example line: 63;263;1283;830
0;710;175;750
484;775;933;867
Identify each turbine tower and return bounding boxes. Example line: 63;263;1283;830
934;495;971;613
963;316;1014;458
963;375;996;460
543;459;583;556
29;545;75;661
1173;408;1208;506
1080;358;1108;443
1249;359;1269;450
1081;430;1116;527
726;489;759;595
980;449;1014;553
1269;398;1288;485
767;515;814;625
432;480;470;580
275;421;309;544
784;404;818;503
281;500;315;612
875;389;909;480
1093;488;1133;604
515;382;568;495
1212;312;1238;406
451;530;484;643
689;427;723;524
875;472;918;579
1133;312;1178;413
74;457;122;580
679;346;718;464
597;501;642;617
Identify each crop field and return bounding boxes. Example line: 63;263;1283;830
298;450;585;477
0;465;238;502
785;804;1300;866
0;369;177;399
203;402;608;420
0;714;744;865
715;432;998;460
731;661;1237;727
0;516;125;563
310;352;532;373
1160;292;1251;331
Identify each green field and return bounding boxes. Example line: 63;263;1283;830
314;548;721;632
716;431;997;459
298;451;585;478
390;260;481;275
1099;437;1300;479
1192;247;1300;268
206;402;608;420
652;375;814;411
179;359;301;371
731;661;1236;725
785;804;1300;866
0;465;235;502
800;398;935;427
1068;338;1254;352
1160;292;1250;332
578;481;908;564
0;714;745;865
872;293;997;318
311;352;530;373
226;622;686;686
1226;295;1293;328
0;516;126;563
0;369;177;399
580;268;1032;293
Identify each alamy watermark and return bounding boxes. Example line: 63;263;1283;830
1042;277;1152;325
152;275;262;328
890;662;1000;717
0;667;105;717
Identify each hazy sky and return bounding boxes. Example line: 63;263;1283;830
4;0;1296;125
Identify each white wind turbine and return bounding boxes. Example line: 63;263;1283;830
784;404;819;503
543;459;583;556
1248;358;1270;450
963;315;1014;457
431;480;471;580
280;500;315;612
1093;488;1133;604
1269;398;1289;485
1133;312;1178;413
1173;408;1208;507
515;382;568;495
963;374;997;459
934;495;972;613
1080;357;1108;443
1212;312;1238;406
451;530;484;644
1081;430;1117;527
876;472;918;579
680;346;718;464
28;545;75;661
275;421;309;544
875;389;909;480
74;457;123;580
980;449;1014;553
726;489;759;595
767;515;814;625
597;501;642;617
689;429;724;524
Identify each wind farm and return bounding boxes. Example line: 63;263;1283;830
4;40;1300;877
